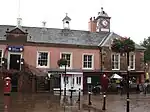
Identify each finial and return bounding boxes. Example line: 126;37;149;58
42;21;46;27
101;7;103;12
66;13;68;16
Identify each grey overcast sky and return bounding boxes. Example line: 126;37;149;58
0;0;149;44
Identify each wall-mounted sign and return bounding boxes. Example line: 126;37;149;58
7;46;24;52
87;77;91;84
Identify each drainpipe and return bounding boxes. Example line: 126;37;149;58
98;47;103;72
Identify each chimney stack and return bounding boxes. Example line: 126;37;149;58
88;17;97;32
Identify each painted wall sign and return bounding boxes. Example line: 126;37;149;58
7;46;24;52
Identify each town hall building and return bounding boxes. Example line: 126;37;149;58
0;8;145;93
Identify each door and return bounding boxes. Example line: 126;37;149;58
9;54;21;70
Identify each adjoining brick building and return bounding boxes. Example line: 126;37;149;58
0;8;145;93
84;7;146;92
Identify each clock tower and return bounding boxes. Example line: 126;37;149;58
96;7;111;32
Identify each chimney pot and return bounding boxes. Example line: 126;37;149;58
90;17;92;21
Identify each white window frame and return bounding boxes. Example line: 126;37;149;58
0;49;4;66
129;53;135;70
111;53;120;70
64;76;69;84
82;53;94;70
60;52;72;69
36;51;50;68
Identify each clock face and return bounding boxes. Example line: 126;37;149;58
101;19;108;27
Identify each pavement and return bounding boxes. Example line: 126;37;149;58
82;93;150;112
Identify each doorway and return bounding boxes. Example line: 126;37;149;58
9;54;21;70
8;53;22;92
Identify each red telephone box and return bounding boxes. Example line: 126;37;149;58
4;77;11;95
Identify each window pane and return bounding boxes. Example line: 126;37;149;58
112;55;114;61
38;52;48;67
116;62;118;69
88;62;92;68
0;50;2;57
67;61;70;67
84;55;87;61
79;77;81;85
62;54;66;59
115;54;119;61
66;54;70;60
88;55;92;61
112;62;114;69
83;62;87;68
76;77;78;84
61;53;71;67
73;77;74;84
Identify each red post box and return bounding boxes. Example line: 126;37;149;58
4;77;11;95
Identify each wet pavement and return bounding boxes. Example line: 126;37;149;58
83;93;150;112
1;92;150;112
0;92;98;112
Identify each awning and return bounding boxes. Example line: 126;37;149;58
110;74;123;79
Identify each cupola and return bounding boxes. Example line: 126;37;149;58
62;13;71;29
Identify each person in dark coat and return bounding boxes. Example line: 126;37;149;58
120;80;124;95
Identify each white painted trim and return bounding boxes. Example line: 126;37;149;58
82;53;94;70
59;52;73;69
36;51;50;68
66;72;83;75
7;52;23;70
111;53;120;70
101;32;114;46
129;53;135;70
0;49;4;66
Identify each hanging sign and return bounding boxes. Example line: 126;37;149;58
7;46;24;52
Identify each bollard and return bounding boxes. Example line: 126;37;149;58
78;88;81;110
102;92;106;110
70;87;73;99
88;92;92;105
78;88;81;102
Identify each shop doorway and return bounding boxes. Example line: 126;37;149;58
9;54;21;70
8;53;22;92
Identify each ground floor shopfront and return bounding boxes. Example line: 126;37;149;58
83;71;145;93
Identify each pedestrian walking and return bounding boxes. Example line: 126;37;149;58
120;80;123;95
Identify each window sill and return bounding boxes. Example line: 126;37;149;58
82;68;93;70
36;66;49;68
112;69;120;71
128;68;135;71
60;67;72;69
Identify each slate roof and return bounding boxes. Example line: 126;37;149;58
101;32;146;50
62;15;71;21
0;25;108;47
0;25;146;50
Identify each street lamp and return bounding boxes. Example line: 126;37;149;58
111;37;135;112
57;58;67;100
126;52;130;112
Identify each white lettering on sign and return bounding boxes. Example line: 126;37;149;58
101;28;109;32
